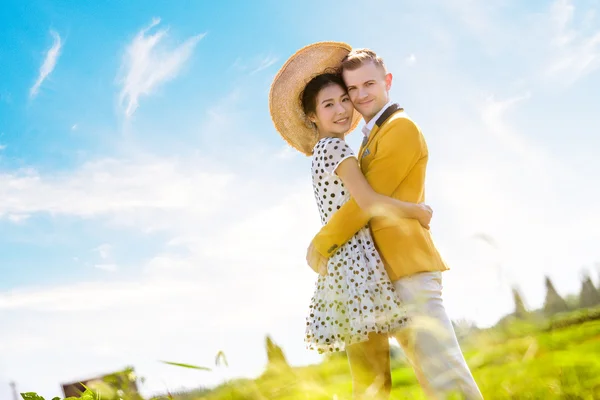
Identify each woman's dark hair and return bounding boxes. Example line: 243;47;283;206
300;72;347;117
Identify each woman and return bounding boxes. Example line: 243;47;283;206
269;43;433;354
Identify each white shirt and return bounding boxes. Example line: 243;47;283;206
361;100;394;138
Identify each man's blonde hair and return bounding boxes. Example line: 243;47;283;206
340;48;387;74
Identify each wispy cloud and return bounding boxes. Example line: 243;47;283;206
251;55;278;74
439;0;599;85
30;30;62;99
7;214;30;224
479;91;534;158
0;155;234;230
93;243;112;260
405;53;417;66
550;0;575;45
231;54;278;75
426;88;598;325
546;0;600;83
118;18;205;118
0;144;6;151
439;0;508;56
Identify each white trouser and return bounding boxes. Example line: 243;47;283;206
392;272;483;400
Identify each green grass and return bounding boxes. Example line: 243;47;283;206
187;309;600;400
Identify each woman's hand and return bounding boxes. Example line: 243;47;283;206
413;203;433;229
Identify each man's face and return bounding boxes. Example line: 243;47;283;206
342;61;392;122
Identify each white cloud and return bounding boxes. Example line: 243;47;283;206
94;263;118;272
92;245;118;272
422;87;600;326
0;168;321;398
30;30;62;98
118;18;205;117
405;53;417;65
0;155;234;231
0;144;6;151
7;213;30;224
93;244;112;260
274;145;297;160
545;0;600;83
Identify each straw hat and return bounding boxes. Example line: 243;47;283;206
269;41;362;156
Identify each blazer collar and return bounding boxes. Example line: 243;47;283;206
358;103;404;160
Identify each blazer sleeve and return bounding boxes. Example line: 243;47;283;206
311;117;426;257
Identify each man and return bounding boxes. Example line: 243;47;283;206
306;48;483;399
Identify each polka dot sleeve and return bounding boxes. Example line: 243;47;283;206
322;138;356;176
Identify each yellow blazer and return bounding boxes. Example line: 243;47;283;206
311;106;449;281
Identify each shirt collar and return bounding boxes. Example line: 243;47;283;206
361;100;394;138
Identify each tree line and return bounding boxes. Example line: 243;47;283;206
512;272;600;319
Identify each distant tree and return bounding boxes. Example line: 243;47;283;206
543;276;570;316
512;286;529;319
579;274;600;308
564;294;580;309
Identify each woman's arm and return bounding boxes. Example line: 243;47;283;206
334;157;432;229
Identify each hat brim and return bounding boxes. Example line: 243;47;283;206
269;41;361;156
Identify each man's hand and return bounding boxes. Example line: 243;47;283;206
414;203;433;230
306;241;328;276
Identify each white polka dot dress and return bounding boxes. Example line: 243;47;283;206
305;137;409;354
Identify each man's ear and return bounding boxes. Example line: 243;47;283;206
385;73;393;91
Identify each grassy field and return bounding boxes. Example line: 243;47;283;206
170;307;600;400
22;307;600;400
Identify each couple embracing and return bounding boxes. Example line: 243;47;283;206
269;42;483;400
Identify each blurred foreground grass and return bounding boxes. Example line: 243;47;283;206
166;307;600;400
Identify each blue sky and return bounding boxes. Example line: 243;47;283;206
1;0;600;397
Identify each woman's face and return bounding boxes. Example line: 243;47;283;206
310;84;354;137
